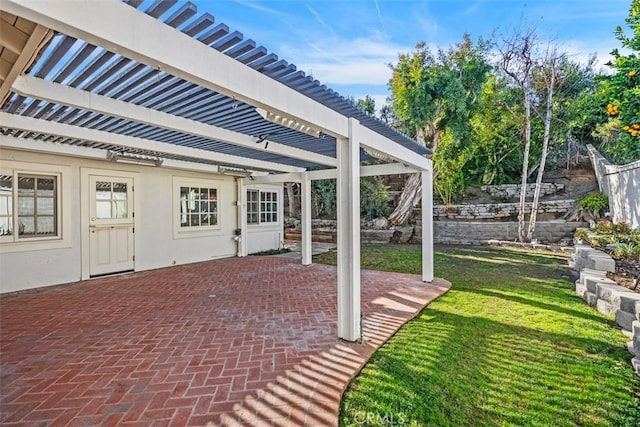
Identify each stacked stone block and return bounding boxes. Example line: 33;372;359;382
572;246;640;378
429;220;587;245
480;183;564;199
433;199;575;221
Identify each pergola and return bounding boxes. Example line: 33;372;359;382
0;0;434;342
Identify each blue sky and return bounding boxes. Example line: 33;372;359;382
197;0;632;110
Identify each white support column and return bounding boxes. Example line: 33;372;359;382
301;173;312;266
421;165;434;282
336;118;361;342
236;178;248;257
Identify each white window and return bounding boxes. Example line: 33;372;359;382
247;190;259;224
179;186;218;228
0;171;60;243
173;177;221;237
260;191;278;223
247;189;278;225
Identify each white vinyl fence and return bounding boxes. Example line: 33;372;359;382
588;144;640;229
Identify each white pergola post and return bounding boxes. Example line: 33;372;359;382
336;118;361;342
236;178;248;257
301;173;312;266
421;165;434;282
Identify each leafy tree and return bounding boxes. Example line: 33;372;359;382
597;0;640;162
388;35;491;219
356;95;376;115
467;75;524;185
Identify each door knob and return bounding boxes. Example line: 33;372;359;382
91;217;96;221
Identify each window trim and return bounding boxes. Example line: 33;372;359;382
173;176;222;239
246;188;279;226
259;190;278;224
247;189;259;225
0;169;62;244
0;160;71;254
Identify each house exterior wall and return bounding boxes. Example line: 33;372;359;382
0;149;283;293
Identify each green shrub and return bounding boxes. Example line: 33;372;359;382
360;176;390;220
574;228;589;242
611;242;639;259
593;219;615;234
588;220;640;260
578;192;609;214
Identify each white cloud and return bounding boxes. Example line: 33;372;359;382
300;59;392;86
281;37;412;86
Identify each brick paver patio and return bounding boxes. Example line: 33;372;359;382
0;256;450;426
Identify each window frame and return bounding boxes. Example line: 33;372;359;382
246;189;259;225
0;169;62;244
246;189;279;226
173;176;222;238
260;190;278;224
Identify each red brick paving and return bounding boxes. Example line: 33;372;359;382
0;256;450;426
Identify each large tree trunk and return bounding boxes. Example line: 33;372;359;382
389;173;422;225
285;182;300;218
527;64;556;241
388;127;431;225
517;81;532;242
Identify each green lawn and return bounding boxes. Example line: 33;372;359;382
314;244;640;426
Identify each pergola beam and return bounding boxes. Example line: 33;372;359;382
358;126;431;172
0;24;51;106
0;112;303;173
0;134;224;174
12;76;337;167
249;162;419;184
2;0;350;138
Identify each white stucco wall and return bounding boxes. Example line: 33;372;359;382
0;149;283;293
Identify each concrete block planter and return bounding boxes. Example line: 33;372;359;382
617;310;637;332
584;276;616;294
571;245;640;378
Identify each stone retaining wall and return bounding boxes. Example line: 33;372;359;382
417;220;587;245
571;245;640;378
433;199;575;221
480;183;564;199
287;220;585;245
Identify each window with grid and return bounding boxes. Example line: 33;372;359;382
246;190;278;225
0;173;59;241
247;190;259;224
178;186;218;229
260;191;278;223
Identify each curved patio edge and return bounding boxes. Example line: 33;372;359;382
220;273;452;426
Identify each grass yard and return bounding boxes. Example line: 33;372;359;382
314;244;640;426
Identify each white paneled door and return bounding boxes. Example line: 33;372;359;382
89;175;134;276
